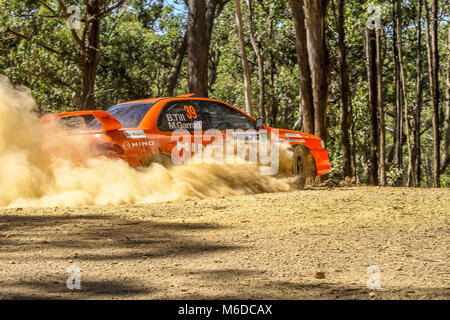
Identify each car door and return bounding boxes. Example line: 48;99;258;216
157;100;207;163
198;100;264;142
198;100;256;131
198;100;266;163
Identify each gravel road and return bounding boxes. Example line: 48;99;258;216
0;186;448;299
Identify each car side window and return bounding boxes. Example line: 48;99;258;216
106;103;153;128
199;101;256;130
157;101;205;131
88;103;153;129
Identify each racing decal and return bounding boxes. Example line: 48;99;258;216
285;133;302;138
184;105;197;119
289;139;306;143
168;120;202;130
124;130;147;139
231;131;269;141
122;140;155;149
232;131;260;140
165;113;186;122
165;110;201;130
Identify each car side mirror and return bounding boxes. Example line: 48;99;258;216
256;118;264;129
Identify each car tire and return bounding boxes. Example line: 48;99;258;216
292;145;316;188
143;153;173;169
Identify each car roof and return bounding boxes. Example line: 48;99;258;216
115;98;165;105
114;94;199;106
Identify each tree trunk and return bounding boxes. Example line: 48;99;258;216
256;0;276;125
247;0;265;121
425;0;441;187
268;16;277;126
414;0;424;186
425;156;431;187
431;0;440;187
208;46;221;91
234;0;253;115
166;33;188;96
440;25;450;173
206;0;228;93
336;0;352;179
392;3;403;181
366;28;379;186
350;98;357;179
187;0;209;97
376;28;386;186
304;0;330;142
206;0;227;46
288;0;314;135
292;100;303;130
79;0;101;109
396;0;416;187
269;51;277;126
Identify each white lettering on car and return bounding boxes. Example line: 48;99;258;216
124;130;147;139
285;133;302;138
168;120;202;130
122;140;154;149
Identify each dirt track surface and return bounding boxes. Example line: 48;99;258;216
0;186;448;300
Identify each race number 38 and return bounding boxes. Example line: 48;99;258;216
184;105;197;119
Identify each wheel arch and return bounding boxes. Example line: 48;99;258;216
293;144;317;178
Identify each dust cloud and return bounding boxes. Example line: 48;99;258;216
0;76;295;207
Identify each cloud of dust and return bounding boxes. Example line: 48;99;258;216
0;76;295;207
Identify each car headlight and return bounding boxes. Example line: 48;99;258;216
320;140;325;149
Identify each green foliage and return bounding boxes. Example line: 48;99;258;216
0;0;449;187
0;0;186;112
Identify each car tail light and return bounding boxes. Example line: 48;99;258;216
90;143;124;156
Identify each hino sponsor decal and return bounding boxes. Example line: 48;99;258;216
122;140;154;149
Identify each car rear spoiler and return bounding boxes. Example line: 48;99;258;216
40;110;122;131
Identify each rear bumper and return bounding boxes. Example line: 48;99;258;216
310;149;331;176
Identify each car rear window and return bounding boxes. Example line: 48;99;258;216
88;102;154;129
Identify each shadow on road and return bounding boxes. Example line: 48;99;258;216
0;212;241;299
0;214;239;260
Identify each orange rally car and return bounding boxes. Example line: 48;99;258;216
40;94;330;184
